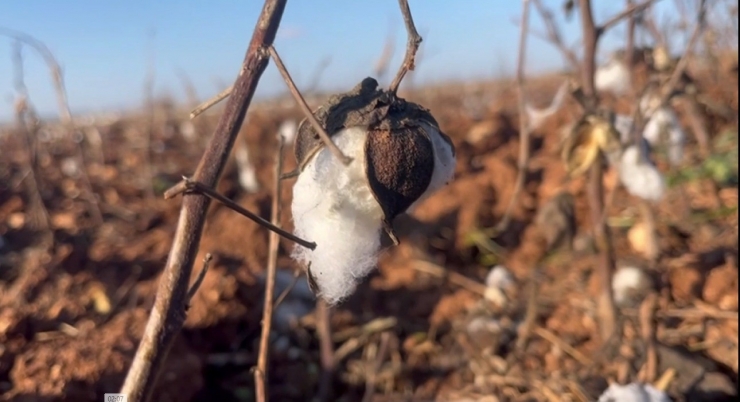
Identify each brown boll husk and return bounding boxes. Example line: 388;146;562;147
294;77;450;224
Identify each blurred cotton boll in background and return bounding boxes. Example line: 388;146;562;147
597;382;671;402
278;119;298;144
618;145;666;202
234;143;259;193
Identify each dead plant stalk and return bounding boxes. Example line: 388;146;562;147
254;136;285;402
497;0;532;232
120;1;288;401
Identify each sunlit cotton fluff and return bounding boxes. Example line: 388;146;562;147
291;126;385;305
618;144;666;202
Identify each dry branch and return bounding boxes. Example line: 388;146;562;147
388;0;422;94
254;136;286;402
497;0;532;233
120;1;288;401
531;0;581;73
268;45;352;165
164;177;315;250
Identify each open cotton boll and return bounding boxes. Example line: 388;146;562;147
612;265;653;307
597;382;671;402
407;121;456;213
291;126;385;305
235;143;259;193
485;265;515;291
595;60;631;95
643;107;685;166
618;145;666;202
484;265;516;306
278;119;298;144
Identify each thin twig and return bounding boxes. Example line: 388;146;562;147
658;0;707;106
190;85;233;119
316;299;335;402
534;327;593;366
10;40;51;235
362;332;391;402
578;0;619;342
120;2;288;400
185;253;212;307
167;177;316;250
388;0;422;94
273;269;301;309
411;260;487;295
497;0;532;233
597;0;662;36
531;0;581;73
638;292;658;383
267;45;352;165
254;135;285;402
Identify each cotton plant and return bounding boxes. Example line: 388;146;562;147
290;77;456;305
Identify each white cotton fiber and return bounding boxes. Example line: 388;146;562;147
595;60;631;95
290;126;385;305
597;382;671;402
612;265;653;307
618;145;666;202
408;121;456;212
643;107;685;166
278;119;298;144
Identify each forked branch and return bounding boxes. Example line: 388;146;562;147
388;0;422;94
120;1;288;401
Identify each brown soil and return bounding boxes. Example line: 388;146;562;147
0;71;738;402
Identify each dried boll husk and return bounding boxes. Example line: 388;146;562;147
561;112;622;177
294;77;454;229
291;77;456;304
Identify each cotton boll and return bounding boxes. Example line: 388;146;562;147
291;126;385;305
595;60;631;95
484;265;515;307
614;114;634;144
278;119;298;144
407;121;456;213
612;265;654;307
597;382;671;402
618;145;666;202
235;144;259;193
485;265;515;291
643;106;685;166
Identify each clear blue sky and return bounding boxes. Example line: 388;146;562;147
0;0;681;122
